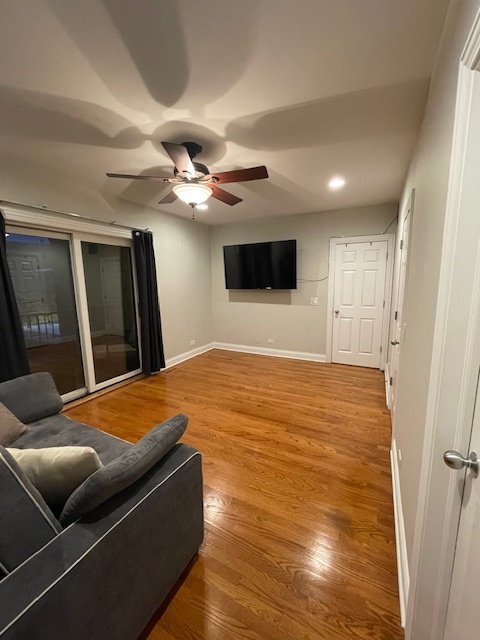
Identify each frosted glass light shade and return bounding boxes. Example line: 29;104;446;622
173;183;212;205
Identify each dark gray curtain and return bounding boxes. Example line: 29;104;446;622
0;212;30;382
132;230;165;374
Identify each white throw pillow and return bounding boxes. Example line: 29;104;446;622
7;447;103;508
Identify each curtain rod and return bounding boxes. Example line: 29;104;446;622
0;198;149;232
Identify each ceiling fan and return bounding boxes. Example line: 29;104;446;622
106;141;269;209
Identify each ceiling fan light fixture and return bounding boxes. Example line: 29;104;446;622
173;183;212;205
195;203;209;210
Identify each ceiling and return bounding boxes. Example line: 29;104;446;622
0;0;450;224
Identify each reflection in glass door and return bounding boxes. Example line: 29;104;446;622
5;232;85;396
81;241;140;385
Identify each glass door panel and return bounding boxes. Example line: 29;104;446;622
81;242;140;384
6;232;85;395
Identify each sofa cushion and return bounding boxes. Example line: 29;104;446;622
8;447;103;510
0;373;63;424
0;402;28;446
0;447;61;573
60;414;188;525
14;414;131;464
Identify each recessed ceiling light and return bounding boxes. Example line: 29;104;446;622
328;176;346;190
195;203;208;210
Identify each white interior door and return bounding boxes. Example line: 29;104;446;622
405;54;480;639
390;195;413;412
332;240;388;368
439;65;480;640
444;373;480;639
8;254;42;313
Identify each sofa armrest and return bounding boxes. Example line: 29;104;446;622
0;373;63;424
0;443;203;640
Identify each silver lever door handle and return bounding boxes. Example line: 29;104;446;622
391;340;399;346
443;450;479;477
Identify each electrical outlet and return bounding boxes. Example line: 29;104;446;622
190;339;196;346
310;297;318;306
255;338;261;344
268;339;274;344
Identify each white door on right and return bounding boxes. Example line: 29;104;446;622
444;373;480;639
332;241;388;368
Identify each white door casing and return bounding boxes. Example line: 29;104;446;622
389;192;414;414
329;238;390;368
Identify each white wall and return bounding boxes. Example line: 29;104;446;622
211;203;396;355
0;165;213;361
389;0;480;573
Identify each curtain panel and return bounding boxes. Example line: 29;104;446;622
132;230;166;374
0;212;30;382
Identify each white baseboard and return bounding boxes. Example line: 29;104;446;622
213;342;326;363
164;341;327;370
165;343;215;369
390;439;409;628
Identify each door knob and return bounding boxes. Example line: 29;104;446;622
443;450;479;477
391;340;399;346
335;310;339;316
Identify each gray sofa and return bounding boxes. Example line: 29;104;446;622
0;373;204;640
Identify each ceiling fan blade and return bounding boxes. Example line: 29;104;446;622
206;166;268;184
161;141;195;177
210;184;242;206
158;190;177;204
106;172;172;181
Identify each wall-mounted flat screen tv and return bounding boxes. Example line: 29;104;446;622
223;239;297;290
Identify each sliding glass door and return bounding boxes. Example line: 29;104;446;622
5;227;141;399
81;240;140;385
5;230;85;396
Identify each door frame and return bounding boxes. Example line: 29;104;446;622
72;234;142;394
326;234;395;370
6;225;89;402
387;190;415;413
406;12;480;640
4;207;143;399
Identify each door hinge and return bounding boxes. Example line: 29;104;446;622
400;240;404;250
394;311;398;320
386;251;388;260
390;377;393;386
380;345;383;353
383;300;385;308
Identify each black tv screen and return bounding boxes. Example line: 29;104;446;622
223;240;297;290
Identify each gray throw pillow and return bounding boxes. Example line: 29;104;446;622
0;402;29;446
59;414;188;525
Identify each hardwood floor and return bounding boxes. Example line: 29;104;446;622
64;349;403;640
27;334;139;395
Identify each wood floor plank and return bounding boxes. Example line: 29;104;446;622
65;349;403;640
